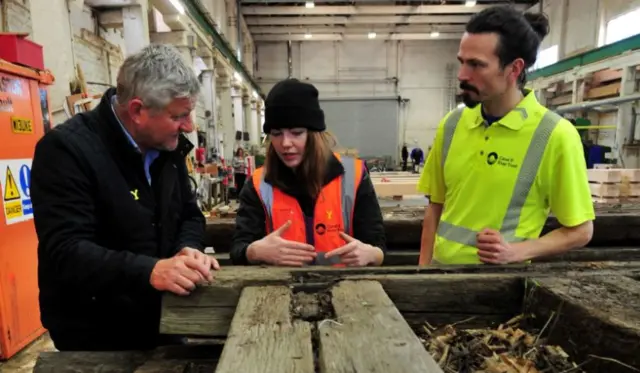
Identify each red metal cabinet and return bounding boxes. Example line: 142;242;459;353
0;57;54;360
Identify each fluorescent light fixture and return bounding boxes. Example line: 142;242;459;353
168;0;185;14
368;32;377;39
234;72;242;82
305;1;315;8
465;0;477;6
304;33;312;39
430;31;440;38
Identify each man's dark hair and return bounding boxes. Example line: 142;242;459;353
466;6;550;86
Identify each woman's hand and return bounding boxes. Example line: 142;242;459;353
325;232;384;266
246;220;317;266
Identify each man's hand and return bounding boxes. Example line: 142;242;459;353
177;247;220;282
150;255;214;296
247;220;317;266
476;229;522;264
325;232;383;266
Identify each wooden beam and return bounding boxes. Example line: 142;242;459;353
215;286;314;373
373;181;419;196
34;352;149;372
550;94;573;105
210;247;640;267
160;267;290;336
205;209;640;252
318;281;443;372
33;344;224;372
591;69;622;85
586;81;621;99
527;275;640;373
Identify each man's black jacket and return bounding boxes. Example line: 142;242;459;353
31;88;205;350
230;154;387;264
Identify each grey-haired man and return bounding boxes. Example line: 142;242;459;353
31;44;219;351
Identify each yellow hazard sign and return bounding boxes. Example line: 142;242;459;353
4;200;22;219
3;166;20;201
11;116;33;134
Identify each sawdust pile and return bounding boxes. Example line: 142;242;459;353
420;314;584;373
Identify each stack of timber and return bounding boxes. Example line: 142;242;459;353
589;168;640;203
34;262;640;372
370;172;420;199
545;64;630;107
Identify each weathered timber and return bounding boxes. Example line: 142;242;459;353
34;352;149;373
33;344;223;373
205;203;640;252
526;275;640;373
211;247;640;266
160;267;290;336
318;280;444;373
215;286;314;373
358;274;521;315
160;261;640;338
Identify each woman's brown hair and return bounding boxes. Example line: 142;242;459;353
264;131;337;199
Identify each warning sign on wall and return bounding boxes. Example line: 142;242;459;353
0;158;33;225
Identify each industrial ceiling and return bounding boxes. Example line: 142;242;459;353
240;0;541;41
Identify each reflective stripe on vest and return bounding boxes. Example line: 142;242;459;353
253;155;363;265
437;108;562;246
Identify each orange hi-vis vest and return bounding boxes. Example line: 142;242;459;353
252;153;365;265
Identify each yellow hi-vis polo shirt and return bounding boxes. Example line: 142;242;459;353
418;90;595;264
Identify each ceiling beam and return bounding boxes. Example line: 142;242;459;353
244;15;471;26
248;24;466;34
253;32;463;41
242;4;527;16
85;0;140;7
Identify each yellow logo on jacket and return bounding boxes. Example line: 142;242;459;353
326;210;332;220
130;189;139;201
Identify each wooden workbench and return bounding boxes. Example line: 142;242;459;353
34;261;640;372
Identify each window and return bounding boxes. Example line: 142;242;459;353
605;8;640;45
530;45;559;71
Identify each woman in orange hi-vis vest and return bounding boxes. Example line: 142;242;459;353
230;79;386;267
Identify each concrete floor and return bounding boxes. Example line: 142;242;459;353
0;334;56;373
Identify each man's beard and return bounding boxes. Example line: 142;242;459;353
459;81;480;108
461;92;480;108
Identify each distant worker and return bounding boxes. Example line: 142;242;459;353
417;6;594;265
31;44;219;351
232;147;247;198
410;145;424;173
231;79;386;267
401;143;409;171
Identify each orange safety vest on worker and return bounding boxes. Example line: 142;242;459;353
251;153;364;265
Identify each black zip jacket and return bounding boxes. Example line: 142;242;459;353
31;88;205;351
230;154;387;265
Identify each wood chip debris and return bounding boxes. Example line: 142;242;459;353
419;314;585;373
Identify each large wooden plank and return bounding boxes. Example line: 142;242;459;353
527;275;640;373
211;247;640;267
33;344;224;372
160;267;290;336
215;286;315;373
318;280;443;372
34;352;149;373
363;274;522;315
